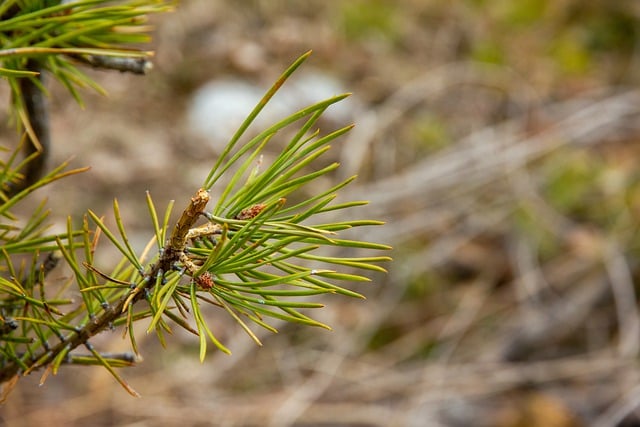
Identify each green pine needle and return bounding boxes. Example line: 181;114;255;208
0;32;390;389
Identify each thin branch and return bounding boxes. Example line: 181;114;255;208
604;239;640;358
0;189;211;384
68;54;153;75
593;382;640;427
167;189;210;256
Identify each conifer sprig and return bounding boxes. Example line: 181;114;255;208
0;3;390;397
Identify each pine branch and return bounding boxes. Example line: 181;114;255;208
0;188;212;383
0;20;391;394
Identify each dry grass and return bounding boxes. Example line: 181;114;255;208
3;1;640;426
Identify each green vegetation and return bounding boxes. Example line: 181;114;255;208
0;1;389;397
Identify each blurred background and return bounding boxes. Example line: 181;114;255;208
4;0;640;425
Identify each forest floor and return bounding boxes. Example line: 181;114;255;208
3;1;640;426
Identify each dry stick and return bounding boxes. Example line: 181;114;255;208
268;351;347;427
339;62;540;178
593;382;640;427
336;354;631;404
347;90;640;221
0;189;210;384
603;239;640;358
494;274;611;362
